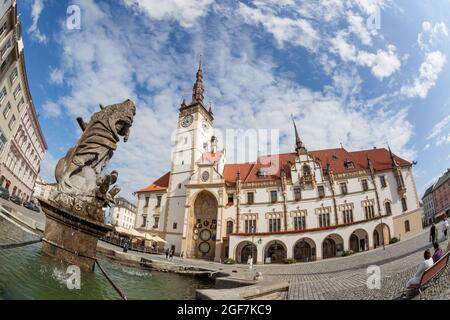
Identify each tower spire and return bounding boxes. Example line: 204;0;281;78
388;144;398;168
191;56;204;106
291;115;306;154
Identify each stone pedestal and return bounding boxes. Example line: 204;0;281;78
38;198;113;271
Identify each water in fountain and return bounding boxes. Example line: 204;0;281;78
0;216;213;300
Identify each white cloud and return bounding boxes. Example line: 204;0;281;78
437;134;450;146
28;0;47;44
330;34;401;80
427;114;450;140
401;51;447;99
423;143;431;151
42;101;62;118
39;152;58;183
418;21;448;51
238;2;320;51
49;68;64;85
47;0;415;201
122;0;213;28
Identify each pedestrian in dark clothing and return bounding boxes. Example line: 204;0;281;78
123;238;129;253
165;248;170;259
430;223;437;243
169;249;174;261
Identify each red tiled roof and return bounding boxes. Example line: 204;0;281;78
223;147;410;184
138;148;411;189
310;147;410;174
137;171;170;193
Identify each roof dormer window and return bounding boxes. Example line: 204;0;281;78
256;169;268;178
344;160;354;169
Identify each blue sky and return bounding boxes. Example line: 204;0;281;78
18;0;450;200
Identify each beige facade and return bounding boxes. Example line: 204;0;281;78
0;1;47;201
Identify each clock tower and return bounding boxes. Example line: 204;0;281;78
161;61;215;250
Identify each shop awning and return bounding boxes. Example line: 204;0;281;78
114;226;144;238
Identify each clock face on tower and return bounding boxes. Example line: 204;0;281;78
181;115;194;128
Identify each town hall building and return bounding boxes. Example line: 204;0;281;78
135;63;423;264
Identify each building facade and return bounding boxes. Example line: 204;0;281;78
0;1;47;201
422;185;435;226
433;169;450;221
136;64;423;263
33;176;56;202
109;197;137;230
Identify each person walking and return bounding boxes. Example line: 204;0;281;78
247;255;254;270
165;248;170;259
430;223;437;243
169;249;174;262
443;218;449;240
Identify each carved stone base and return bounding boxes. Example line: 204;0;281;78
38;198;113;271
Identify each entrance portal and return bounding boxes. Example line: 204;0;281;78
188;191;218;260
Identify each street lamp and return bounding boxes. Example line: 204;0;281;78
251;224;256;268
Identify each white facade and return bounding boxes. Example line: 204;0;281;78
33;176;56;202
136;65;423;263
110;197;137;230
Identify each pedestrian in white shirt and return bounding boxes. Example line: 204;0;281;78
247;256;254;270
443;218;449;240
406;250;434;288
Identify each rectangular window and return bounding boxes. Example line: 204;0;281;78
145;196;150;207
268;218;281;233
343;209;354;224
270;190;278;203
319;213;330;228
340;183;348;195
8;115;15;130
0;87;6;103
0;22;7;35
156;195;162;207
294;187;302;201
402;198;408;212
244;219;256;233
294;216;306;230
380;176;387;188
364;205;375;220
153;217;159;229
318;186;325;198
0;39;11;57
173;222;177;230
361;179;369;191
9;68;17;84
13;84;21;99
3;102;11;119
227;194;234;205
247;192;254;204
0;129;7;155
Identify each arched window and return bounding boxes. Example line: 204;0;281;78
302;165;311;176
404;220;410;233
226;221;234;235
385;201;392;215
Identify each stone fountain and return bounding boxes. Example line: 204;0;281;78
38;99;136;271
